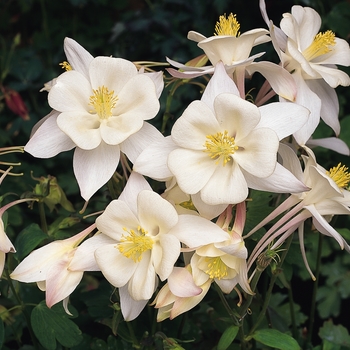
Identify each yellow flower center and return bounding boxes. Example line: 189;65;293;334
204;130;238;166
117;226;153;262
59;61;72;71
89;86;118;120
326;163;350;189
303;30;336;61
205;257;228;279
214;13;240;37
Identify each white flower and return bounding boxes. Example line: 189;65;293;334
25;39;163;201
167;13;296;101
10;224;96;314
260;0;350;144
94;172;230;320
167;62;309;205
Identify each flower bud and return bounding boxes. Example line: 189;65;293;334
2;87;29;120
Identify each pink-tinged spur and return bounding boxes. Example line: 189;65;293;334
25;38;163;201
167;62;309;205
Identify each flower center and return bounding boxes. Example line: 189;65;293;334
205;257;228;279
214;13;240;37
302;30;336;61
89;86;118;120
326;163;350;189
59;61;72;71
204;130;238;166
117;226;153;262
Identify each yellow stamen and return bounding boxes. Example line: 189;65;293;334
59;61;72;71
117;226;153;262
303;30;336;61
205;257;228;279
204;130;238;166
214;13;240;37
326;163;350;189
89;86;118;120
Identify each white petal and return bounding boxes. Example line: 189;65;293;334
121;122;164;164
201;62;240;111
200;162;248;205
133;136;176;180
169;215;230;247
168;267;202;297
95;244;136;287
64;37;94;78
118;172;152;213
48;70;91;112
168;149;216;195
25;112;75;158
306;137;349;156
258;102;309;140
119;284;149;321
73;143;120;201
69;233;116;271
89;57;137;94
96;200;139;240
138;190;179;235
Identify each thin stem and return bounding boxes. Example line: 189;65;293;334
288;284;298;339
38;200;48;234
214;284;240;325
4;267;39;348
247;233;294;336
304;232;323;349
126;321;140;348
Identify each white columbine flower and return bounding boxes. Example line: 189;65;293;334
25;39;163;201
166;62;309;205
167;13;296;100
94;172;230;320
260;0;350;145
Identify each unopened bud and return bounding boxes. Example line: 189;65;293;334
2;87;29;120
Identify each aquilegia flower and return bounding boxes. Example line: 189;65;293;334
260;0;350;145
25;39;163;201
166;62;309;205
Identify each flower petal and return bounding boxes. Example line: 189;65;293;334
73;143;120;201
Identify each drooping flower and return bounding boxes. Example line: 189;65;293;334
260;0;350;145
166;62;309;205
10;224;97;313
25;38;163;201
247;144;350;278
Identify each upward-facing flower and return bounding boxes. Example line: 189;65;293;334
260;0;350;145
93;172;230;320
167;13;296;100
25;39;163;201
166;62;309;205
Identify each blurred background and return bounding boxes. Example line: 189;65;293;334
1;0;350;347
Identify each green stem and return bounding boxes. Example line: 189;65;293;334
214;284;240;325
126;321;140;348
288;284;298;339
247;233;294;336
304;232;323;349
4;268;39;348
38;201;48;234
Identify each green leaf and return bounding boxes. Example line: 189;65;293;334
250;329;300;350
217;325;239;350
14;223;47;260
319;320;350;348
31;301;82;350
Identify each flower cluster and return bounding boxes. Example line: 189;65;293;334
7;0;350;327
